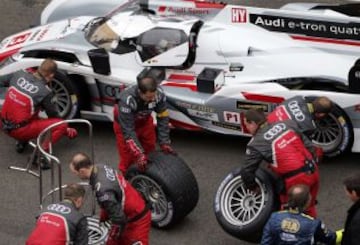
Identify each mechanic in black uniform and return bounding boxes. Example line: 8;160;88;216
26;183;88;245
69;152;151;245
0;58;78;169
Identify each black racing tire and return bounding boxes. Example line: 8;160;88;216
50;72;80;119
126;151;199;228
311;105;354;157
214;168;278;243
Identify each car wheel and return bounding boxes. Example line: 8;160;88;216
86;217;110;245
126;151;199;228
50;72;80;119
214;168;278;243
311;105;353;157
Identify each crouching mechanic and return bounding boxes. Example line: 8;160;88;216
26;183;88;245
113;76;175;173
69;152;151;245
0;59;77;168
240;109;320;217
261;184;341;245
267;95;334;160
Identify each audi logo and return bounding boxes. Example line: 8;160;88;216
104;165;116;181
288;101;305;122
264;123;286;140
47;204;71;214
16;77;39;94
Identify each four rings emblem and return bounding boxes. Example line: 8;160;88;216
17;77;39;94
47;204;71;214
264;123;286;140
288;100;305;122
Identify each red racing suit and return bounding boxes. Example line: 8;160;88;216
26;199;88;245
113;85;170;172
0;70;67;150
90;164;151;245
240;120;319;217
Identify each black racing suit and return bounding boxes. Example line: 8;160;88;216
26;199;88;245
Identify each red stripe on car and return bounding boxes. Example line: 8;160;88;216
291;35;360;47
0;48;20;62
168;74;195;81
241;92;284;103
158;6;166;12
162;82;197;91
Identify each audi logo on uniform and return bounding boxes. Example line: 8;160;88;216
47;204;71;214
264;123;286;140
16;77;39;93
288;100;305;122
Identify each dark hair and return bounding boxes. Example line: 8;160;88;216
287;184;310;212
313;96;333;114
70;152;93;171
244;109;266;125
137;77;157;93
343;173;360;197
64;183;86;201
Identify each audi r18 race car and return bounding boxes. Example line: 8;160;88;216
1;0;360;157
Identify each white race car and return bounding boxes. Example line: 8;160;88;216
1;0;360;157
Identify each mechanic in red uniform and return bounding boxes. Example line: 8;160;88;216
69;152;151;245
267;95;334;160
0;59;77;168
240;109;320;217
26;183;88;245
113;76;175;173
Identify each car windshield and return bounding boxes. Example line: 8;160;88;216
84;17;120;51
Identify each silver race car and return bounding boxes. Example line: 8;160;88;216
1;0;360;157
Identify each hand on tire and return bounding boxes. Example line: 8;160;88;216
160;144;176;155
137;154;148;172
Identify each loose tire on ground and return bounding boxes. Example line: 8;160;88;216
126;151;199;228
214;167;278;243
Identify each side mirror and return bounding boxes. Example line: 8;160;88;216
88;48;111;75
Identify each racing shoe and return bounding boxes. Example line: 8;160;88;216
15;141;28;153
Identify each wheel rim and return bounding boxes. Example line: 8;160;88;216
50;78;71;118
219;175;267;226
130;175;168;223
311;113;343;153
87;217;110;245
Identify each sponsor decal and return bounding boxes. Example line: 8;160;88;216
165;7;210;16
264;123;286;140
231;8;247;23
17;77;39;93
188;108;219;121
250;14;360;41
281;218;301;233
236;101;269;112
212;121;241;131
104;165;116;181
287;100;305;122
47;204;71;214
36;28;49;41
177;102;214;113
224;111;241;124
6;32;32;48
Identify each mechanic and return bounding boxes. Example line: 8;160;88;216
240;109;320;217
0;59;78;169
267;95;334;160
26;183;88;245
69;152;151;245
261;184;340;245
338;173;360;245
113;75;175;173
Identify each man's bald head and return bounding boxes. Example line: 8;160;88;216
137;77;157;93
70;152;92;171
